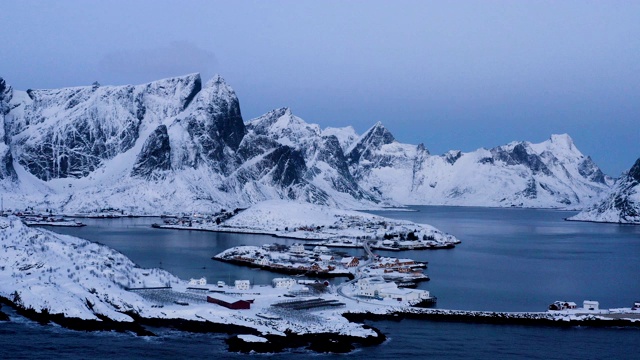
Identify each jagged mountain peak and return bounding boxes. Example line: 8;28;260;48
549;133;574;147
246;107;320;149
360;121;396;147
628;157;640;183
346;121;397;166
0;77;12;113
204;73;224;87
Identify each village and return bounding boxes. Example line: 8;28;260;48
213;243;430;286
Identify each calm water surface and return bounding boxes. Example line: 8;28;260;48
1;206;638;359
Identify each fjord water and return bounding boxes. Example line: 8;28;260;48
1;207;638;359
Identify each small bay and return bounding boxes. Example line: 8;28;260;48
1;206;638;359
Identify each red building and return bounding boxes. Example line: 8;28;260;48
207;294;251;310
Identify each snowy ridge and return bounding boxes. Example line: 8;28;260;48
347;126;612;208
0;75;382;213
569;157;640;224
0;74;612;213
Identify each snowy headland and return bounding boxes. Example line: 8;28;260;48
155;200;461;249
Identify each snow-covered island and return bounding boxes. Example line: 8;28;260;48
1;215;639;353
154;200;461;249
214;243;429;284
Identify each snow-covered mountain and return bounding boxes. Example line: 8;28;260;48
0;73;612;214
0;75;379;213
346;123;612;208
569;158;640;224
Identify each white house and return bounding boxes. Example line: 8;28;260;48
318;254;334;265
289;243;305;255
357;277;431;302
272;277;297;289
188;277;207;286
313;245;330;253
583;300;599;311
257;256;270;266
235;280;251;290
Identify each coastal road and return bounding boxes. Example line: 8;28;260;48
336;240;375;301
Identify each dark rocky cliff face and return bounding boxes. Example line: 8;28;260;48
12;85;142;180
265;146;307;188
578;156;607;184
313;135;376;201
8;74;203;181
182;76;246;174
490;143;552;176
611;157;640;220
131;125;172;179
628;158;640;184
0;77;17;180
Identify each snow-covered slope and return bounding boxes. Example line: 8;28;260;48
569;157;640;224
0;216;177;321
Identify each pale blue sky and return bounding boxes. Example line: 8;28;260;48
1;0;638;175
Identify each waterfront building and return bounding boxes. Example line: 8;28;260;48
235;280;250;290
272;277;296;289
188;277;207;286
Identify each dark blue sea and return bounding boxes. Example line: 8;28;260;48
1;206;638;359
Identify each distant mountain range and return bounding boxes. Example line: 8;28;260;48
0;74;617;214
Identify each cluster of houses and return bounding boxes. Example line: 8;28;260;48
215;244;360;276
548;300;600;311
371;256;425;274
189;276;319;310
355;277;435;305
157;208;244;228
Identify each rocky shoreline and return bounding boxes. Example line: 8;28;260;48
2;293;639;354
343;309;640;328
0;295;384;353
226;326;386;353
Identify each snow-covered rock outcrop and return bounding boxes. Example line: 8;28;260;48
569;157;640;224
